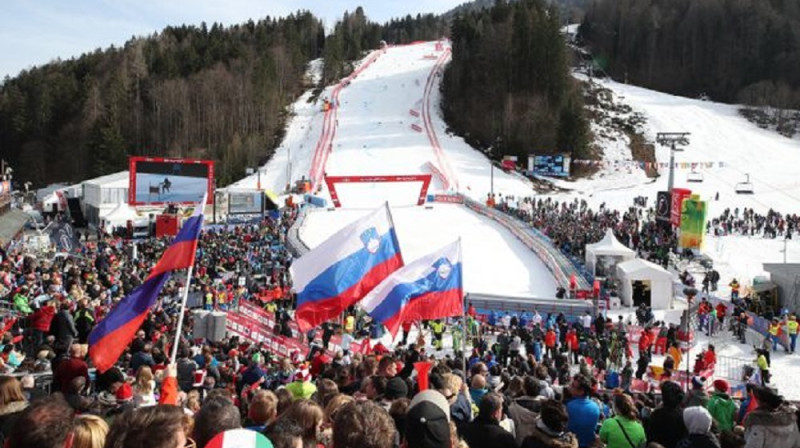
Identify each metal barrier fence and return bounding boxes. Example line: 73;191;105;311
467;293;594;323
285;205;310;257
714;354;753;382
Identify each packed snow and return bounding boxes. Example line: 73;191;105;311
300;204;558;297
230;42;800;397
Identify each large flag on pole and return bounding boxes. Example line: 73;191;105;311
89;199;205;372
290;203;404;332
360;239;463;337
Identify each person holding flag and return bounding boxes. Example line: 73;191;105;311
359;239;463;338
88;195;207;373
290;203;404;332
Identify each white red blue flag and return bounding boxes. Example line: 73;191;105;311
360;239;463;336
290;203;404;332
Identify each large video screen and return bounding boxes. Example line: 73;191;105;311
129;157;214;206
529;154;571;178
228;192;263;215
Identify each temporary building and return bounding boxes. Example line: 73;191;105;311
585;229;636;278
615;258;674;310
81;171;130;226
100;202;147;233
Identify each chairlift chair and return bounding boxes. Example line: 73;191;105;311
687;169;704;183
735;173;754;194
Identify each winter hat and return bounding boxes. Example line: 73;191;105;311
487;375;504;392
405;390;451;448
683;406;712;434
204;428;273;448
385;377;409;400
713;379;729;394
293;365;311;382
691;376;706;390
116;383;133;403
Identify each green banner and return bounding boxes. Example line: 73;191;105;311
680;195;707;249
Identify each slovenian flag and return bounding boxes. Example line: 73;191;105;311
290;203;404;332
88;196;206;373
360;239;463;337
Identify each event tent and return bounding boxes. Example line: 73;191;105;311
585;229;636;277
615;258;674;310
100;202;146;232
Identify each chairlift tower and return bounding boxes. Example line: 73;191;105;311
656;132;691;194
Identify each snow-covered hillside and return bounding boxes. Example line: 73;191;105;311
231;41;800;397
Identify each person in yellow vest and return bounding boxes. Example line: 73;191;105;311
204;290;214;311
729;279;740;300
756;348;770;385
265;301;278;314
344;314;355;334
430;319;445;350
285;364;317;400
768;318;782;352
788;314;799;353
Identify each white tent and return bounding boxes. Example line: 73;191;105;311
100;202;145;232
616;258;674;310
585;229;636;277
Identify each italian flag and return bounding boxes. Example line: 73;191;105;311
204;429;273;448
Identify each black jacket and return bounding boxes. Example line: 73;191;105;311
522;421;579;448
675;433;721;448
646;405;688;448
462;417;517;448
51;310;78;345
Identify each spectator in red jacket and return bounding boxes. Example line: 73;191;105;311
544;328;557;359
30;301;56;348
638;330;652;358
54;344;89;394
566;328;580;363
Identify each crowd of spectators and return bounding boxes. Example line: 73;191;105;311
0;198;797;448
709;208;799;239
490;195;678;268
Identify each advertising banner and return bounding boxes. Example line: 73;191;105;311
656;191;671;222
679;195;707;249
228;192;263;215
670;188;692;227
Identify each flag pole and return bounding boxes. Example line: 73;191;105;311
169;195;207;364
462;292;468;377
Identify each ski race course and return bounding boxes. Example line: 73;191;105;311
228;40;800;397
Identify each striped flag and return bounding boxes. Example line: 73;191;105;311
205;429;273;448
360;240;463;336
290;203;404;332
88;197;205;372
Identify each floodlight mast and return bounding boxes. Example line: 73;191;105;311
656;132;691;194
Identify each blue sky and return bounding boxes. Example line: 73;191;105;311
0;0;464;79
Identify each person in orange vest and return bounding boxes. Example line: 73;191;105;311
565;327;580;363
544;327;557;360
667;342;682;370
638;329;652;359
486;193;496;208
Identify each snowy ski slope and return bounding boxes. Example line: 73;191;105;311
229;41;800;397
